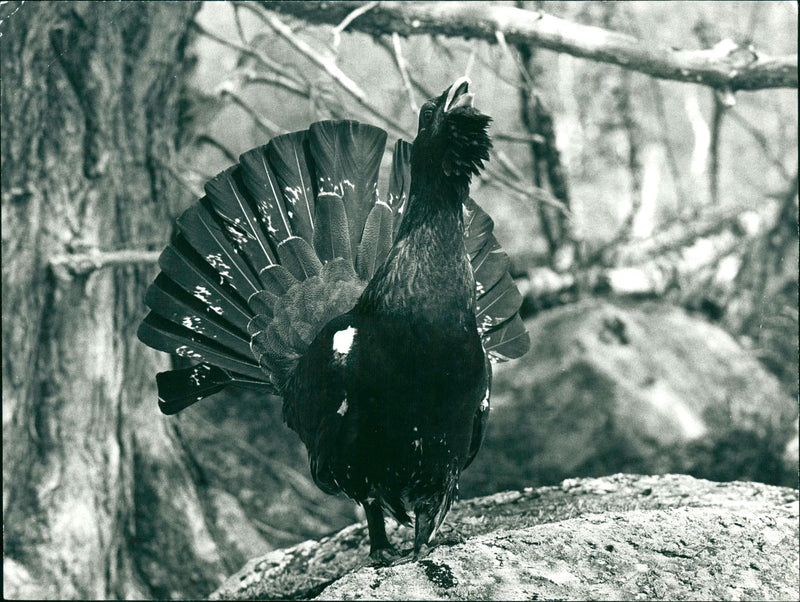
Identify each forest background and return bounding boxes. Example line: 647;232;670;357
2;1;797;599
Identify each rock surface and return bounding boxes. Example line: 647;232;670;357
460;300;798;497
210;474;799;600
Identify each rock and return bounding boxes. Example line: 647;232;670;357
460;300;798;496
210;474;799;600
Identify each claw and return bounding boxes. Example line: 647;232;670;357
369;545;408;567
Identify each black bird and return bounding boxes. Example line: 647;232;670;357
138;77;529;563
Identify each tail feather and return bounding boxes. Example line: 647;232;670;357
138;313;264;380
387;139;412;238
246;265;300;328
158;239;252;334
463;197;495;260
264;131;316;243
256;264;300;296
155;364;274;415
307;121;387;255
250;331;293;377
476;272;523;334
312;194;352;265
462;198;529;361
145;274;252;357
356;201;394;281
276;236;323;281
176;201;262;297
482;314;530;363
204;167;278;269
239;146;294;245
471;237;510;298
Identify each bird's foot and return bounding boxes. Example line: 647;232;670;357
433;530;466;547
369;545;410;567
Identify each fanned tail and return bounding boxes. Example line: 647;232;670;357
138;120;400;411
139;119;528;411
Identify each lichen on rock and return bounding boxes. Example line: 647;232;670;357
211;474;799;601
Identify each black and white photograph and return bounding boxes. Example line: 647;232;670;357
2;1;798;599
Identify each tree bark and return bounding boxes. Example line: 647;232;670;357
0;3;235;598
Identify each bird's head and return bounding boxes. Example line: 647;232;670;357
411;76;492;184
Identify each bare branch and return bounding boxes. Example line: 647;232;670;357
261;1;798;90
49;249;161;278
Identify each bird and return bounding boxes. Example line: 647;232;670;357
137;76;530;564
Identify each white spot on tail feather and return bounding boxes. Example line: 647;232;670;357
175;345;201;359
332;326;356;355
181;316;203;333
193;285;211;303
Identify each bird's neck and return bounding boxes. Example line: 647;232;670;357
358;172;476;329
399;171;467;236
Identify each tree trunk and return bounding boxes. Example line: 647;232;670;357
0;2;234;598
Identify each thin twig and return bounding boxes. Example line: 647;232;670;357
494;132;546;144
195;135;238;164
232;1;250;45
727;109;791;182
331;0;379;48
217;5;572;219
219;83;283;136
259;9;368;101
392;32;418;113
376;36;538;145
241;3;410;138
160;160;209;199
464;43;478;79
495;30;534;90
192;20;302;88
241;70;311;97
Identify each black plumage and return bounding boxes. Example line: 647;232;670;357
137;77;529;563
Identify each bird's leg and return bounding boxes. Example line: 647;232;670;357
413;505;437;560
364;499;402;566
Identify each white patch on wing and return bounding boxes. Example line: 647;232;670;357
332;326;356;355
479;381;490;412
337;398;348;416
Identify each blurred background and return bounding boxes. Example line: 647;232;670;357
2;1;797;599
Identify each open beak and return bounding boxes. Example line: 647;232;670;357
443;76;474;113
